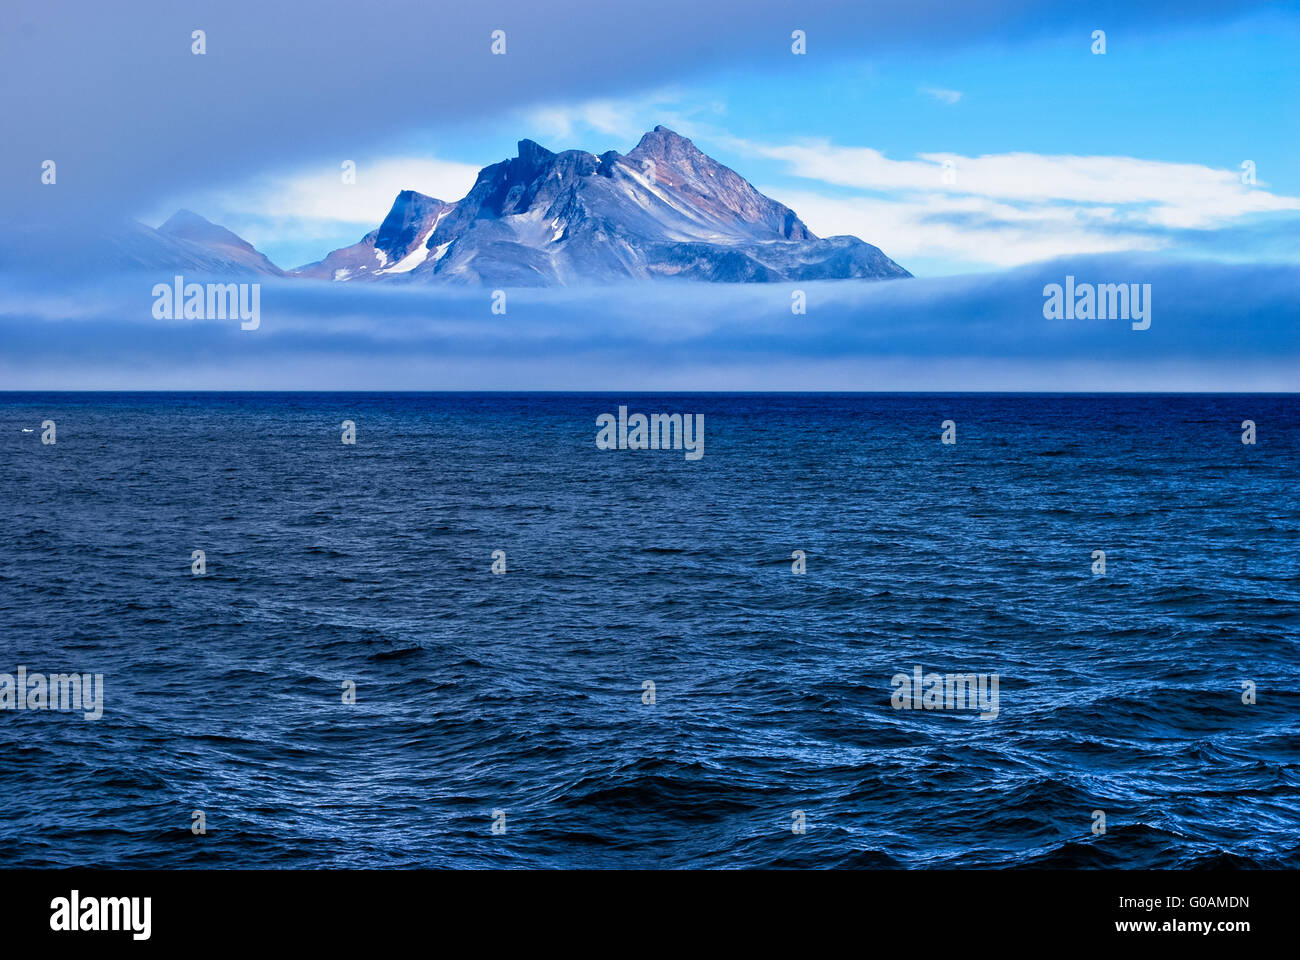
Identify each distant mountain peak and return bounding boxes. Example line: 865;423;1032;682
289;188;455;281
515;139;556;168
160;208;211;228
623;126;815;241
159;209;256;253
630;125;698;156
290;126;912;285
374;190;449;259
156;209;283;276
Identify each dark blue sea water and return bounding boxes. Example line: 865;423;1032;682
1;393;1296;869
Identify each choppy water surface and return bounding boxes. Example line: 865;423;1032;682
1;393;1296;868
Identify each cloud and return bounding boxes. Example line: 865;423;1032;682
205;157;481;227
921;86;963;104
1;256;1295;391
520;90;718;147
746;139;1300;216
731;136;1300;269
771;188;1166;267
1;0;1278;225
147;155;483;263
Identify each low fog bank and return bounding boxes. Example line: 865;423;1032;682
1;255;1295;390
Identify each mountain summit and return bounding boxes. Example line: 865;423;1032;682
294;126;910;284
157;209;285;276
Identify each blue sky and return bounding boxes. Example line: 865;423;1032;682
4;0;1296;277
124;3;1300;276
1;0;1296;391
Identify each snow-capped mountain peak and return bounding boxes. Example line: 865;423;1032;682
296;127;909;285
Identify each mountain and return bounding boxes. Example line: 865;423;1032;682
155;210;285;276
294;126;910;285
43;128;906;285
291;190;454;281
0;213;286;278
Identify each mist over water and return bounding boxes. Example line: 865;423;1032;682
1;255;1297;391
1;392;1296;868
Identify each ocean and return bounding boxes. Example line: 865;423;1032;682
1;392;1296;868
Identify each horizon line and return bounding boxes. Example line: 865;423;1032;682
3;389;1296;396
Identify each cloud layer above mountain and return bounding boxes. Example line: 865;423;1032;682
1;0;1279;226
